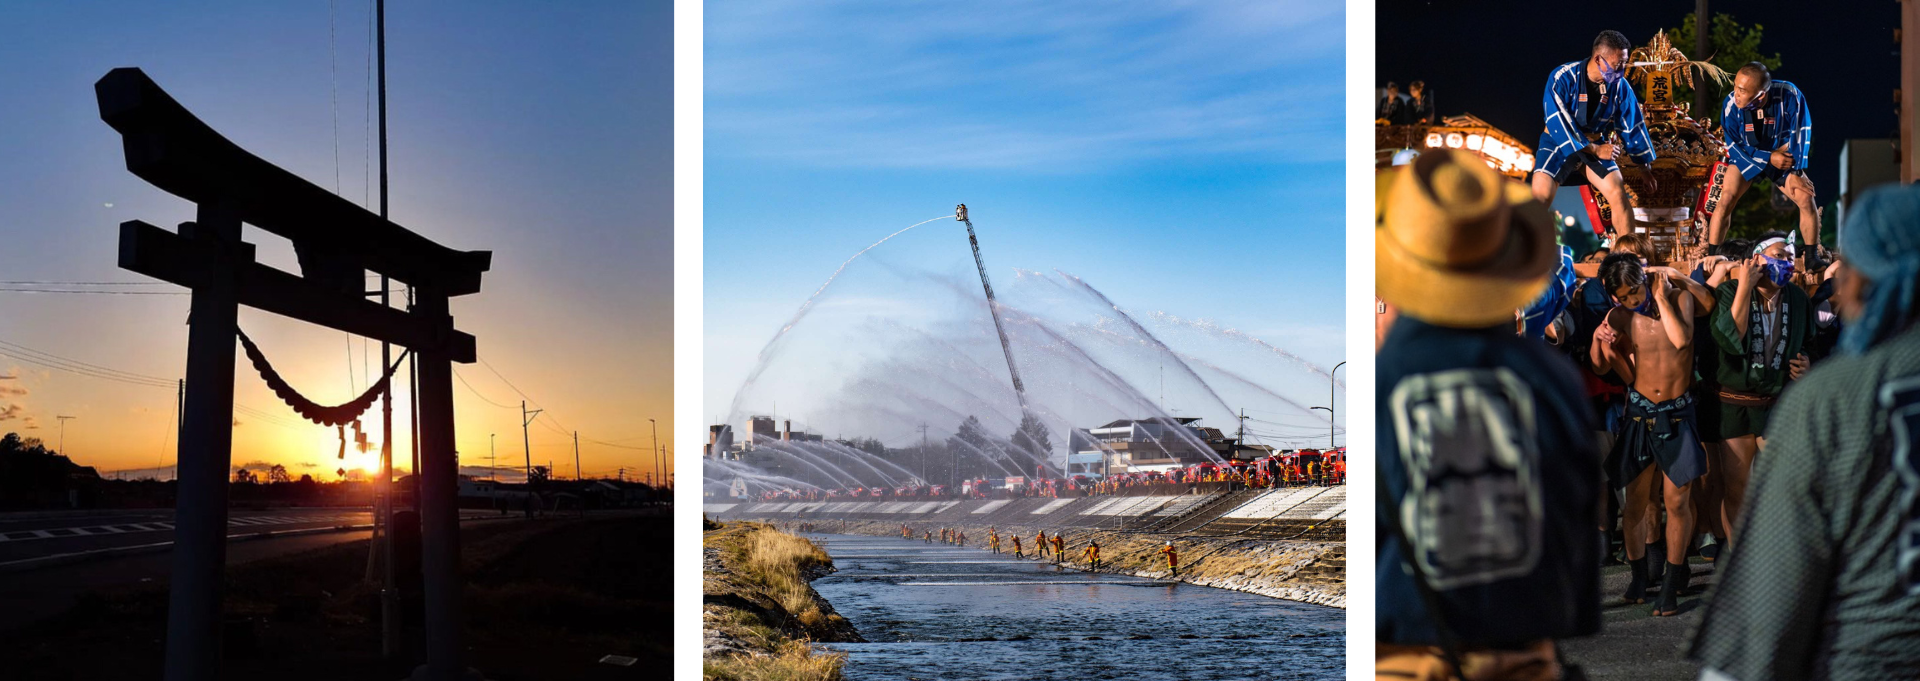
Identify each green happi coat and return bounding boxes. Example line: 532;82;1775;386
1710;280;1815;438
1690;323;1920;679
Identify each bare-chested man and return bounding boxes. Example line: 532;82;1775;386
1591;253;1703;616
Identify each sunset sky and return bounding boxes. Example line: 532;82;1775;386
0;2;672;483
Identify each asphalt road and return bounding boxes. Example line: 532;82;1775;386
1561;557;1717;681
0;507;379;564
0;507;497;632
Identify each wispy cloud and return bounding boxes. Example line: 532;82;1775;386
706;0;1342;170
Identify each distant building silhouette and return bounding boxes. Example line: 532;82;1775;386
0;431;102;508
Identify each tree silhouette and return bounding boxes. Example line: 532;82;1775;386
232;468;258;484
948;415;997;481
1010;413;1053;476
1667;13;1783;126
266;464;291;484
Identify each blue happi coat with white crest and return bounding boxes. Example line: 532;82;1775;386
1721;80;1811;182
1533;59;1656;178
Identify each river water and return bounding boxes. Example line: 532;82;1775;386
807;533;1344;681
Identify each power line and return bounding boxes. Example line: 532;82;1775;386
0;280;173;286
328;0;341;197
0;288;186;295
0;338;177;388
234;404;306;431
473;356;665;469
0;337;324;437
450;366;516;409
581;436;652;451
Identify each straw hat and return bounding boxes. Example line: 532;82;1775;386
1377;150;1556;327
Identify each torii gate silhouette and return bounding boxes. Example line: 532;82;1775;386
97;68;489;681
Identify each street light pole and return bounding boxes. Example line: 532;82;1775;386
649;418;659;491
1330;361;1345;450
1310;406;1334;451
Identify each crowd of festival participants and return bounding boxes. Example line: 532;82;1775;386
771;518;1183;579
1378;29;1920;681
752;450;1345;503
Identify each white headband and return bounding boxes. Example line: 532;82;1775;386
1753;237;1795;257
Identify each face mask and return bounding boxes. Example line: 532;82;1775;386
1613;285;1652;315
1762;256;1794;286
1598;55;1625;86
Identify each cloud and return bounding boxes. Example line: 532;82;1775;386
705;0;1343;171
295;462;318;469
0;371;25;398
0;403;23;421
232;418;242;427
459;465;527;482
236;460;279;470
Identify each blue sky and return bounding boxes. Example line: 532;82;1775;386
0;1;673;479
704;1;1347;444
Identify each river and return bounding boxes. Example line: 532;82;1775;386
807;532;1344;681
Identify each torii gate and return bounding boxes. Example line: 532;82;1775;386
97;68;489;681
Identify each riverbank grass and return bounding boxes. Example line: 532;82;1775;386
704;522;852;681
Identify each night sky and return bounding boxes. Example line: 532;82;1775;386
1379;0;1899;196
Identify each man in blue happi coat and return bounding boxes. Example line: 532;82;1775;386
1530;30;1656;242
1703;62;1817;256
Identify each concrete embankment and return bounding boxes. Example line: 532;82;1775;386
707;486;1347;609
703;521;860;681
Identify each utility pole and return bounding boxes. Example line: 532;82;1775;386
573;431;580;481
175;379;184;481
371;0;403;662
1236;408;1248;447
648;418;659;490
1694;0;1711;117
521;400;541;488
56;415;76;456
489;433;495;482
917;422;936;487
